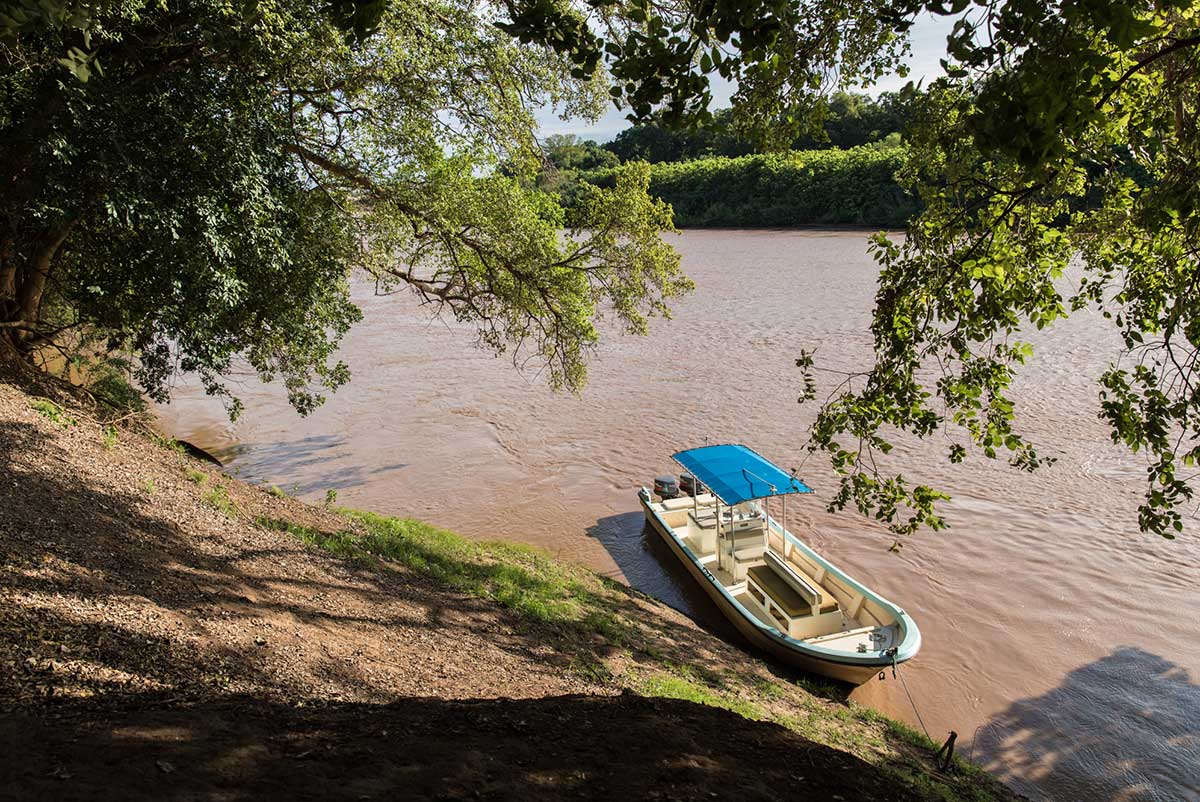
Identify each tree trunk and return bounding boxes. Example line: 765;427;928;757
0;233;15;312
10;220;77;351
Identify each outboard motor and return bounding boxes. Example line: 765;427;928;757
679;471;704;497
653;475;680;500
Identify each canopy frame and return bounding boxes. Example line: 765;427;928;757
671;444;812;573
671;443;811;507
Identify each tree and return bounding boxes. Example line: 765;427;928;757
542;135;620;172
16;1;1190;540
793;91;909;149
1;0;910;416
797;0;1200;538
529;134;620;210
604;95;912;165
0;1;688;414
605;109;756;163
499;0;911;145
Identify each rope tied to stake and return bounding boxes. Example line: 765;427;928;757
883;646;958;771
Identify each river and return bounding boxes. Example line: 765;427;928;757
156;229;1200;802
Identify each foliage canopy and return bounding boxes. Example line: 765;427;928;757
7;0;1200;538
0;0;689;414
796;0;1200;538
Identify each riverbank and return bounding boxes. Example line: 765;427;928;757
571;146;917;228
0;365;1019;801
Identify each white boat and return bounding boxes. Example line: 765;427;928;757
639;444;920;684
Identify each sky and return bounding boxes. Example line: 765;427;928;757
536;11;959;142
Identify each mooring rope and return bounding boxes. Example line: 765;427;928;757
889;649;932;742
897;664;933;742
968;722;1004;764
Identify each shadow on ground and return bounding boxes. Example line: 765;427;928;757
0;416;577;702
584;512;852;701
1;399;943;800
2;692;923;802
977;646;1200;801
0;413;826;706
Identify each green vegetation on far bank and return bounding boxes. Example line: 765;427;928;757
569;146;917;228
532;93;919;229
259;505;1012;802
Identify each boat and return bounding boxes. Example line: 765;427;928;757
639;443;920;684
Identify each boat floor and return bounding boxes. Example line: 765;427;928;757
732;590;896;653
665;514;898;655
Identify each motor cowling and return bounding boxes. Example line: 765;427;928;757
653;475;680;500
679;471;704;497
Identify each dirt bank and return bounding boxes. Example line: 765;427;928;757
0;365;1019;801
4;692;925;802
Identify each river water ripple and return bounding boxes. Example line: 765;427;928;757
157;230;1200;802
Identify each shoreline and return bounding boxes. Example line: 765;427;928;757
1;368;1021;801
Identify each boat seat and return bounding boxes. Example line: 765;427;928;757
733;541;765;561
661;493;715;511
764;550;839;614
747;564;811;618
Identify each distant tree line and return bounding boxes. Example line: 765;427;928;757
608;92;910;163
580;147;916;228
536;92;915;227
541;91;911;172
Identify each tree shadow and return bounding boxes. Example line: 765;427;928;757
2;692;926;802
3;403;856;773
0;602;276;704
976;647;1199;801
0;417;586;700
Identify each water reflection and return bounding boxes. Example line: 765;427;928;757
584;512;743;644
585;512;697;612
978;647;1199;801
215;434;374;495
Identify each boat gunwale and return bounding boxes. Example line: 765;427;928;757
638;487;921;668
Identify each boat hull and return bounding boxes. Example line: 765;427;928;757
640;492;905;685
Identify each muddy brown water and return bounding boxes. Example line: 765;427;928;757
157;230;1199;802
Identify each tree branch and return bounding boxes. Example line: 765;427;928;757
1096;35;1200;110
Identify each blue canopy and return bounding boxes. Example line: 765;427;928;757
672;444;812;506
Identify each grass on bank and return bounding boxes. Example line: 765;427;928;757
257;507;1011;802
261;510;633;652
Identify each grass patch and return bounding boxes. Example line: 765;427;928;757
184;468;207;485
754;678;788;699
101;425;119;450
30;398;77;427
638;670;768;722
203;484;238;518
262;509;632;652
